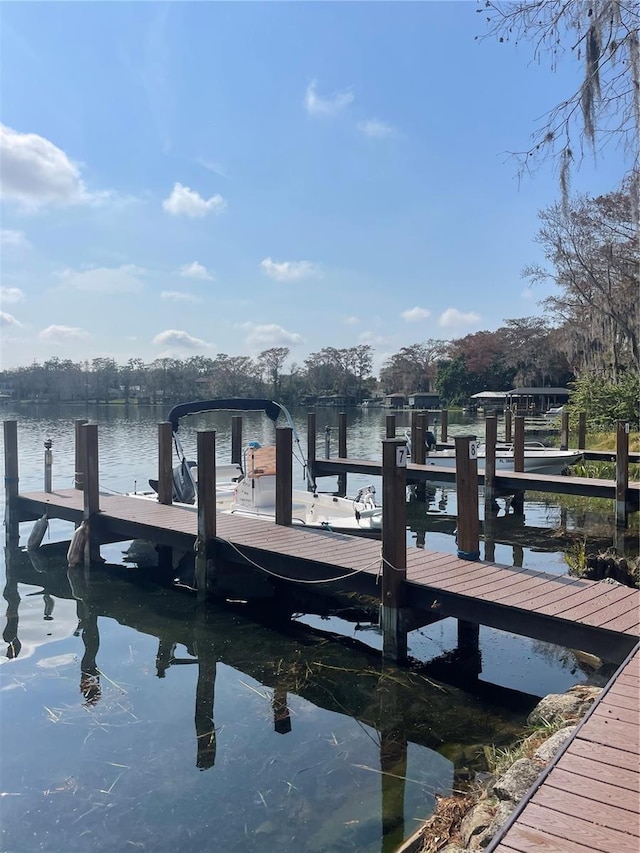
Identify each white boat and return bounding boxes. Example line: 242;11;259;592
419;441;583;475
131;398;382;535
543;405;566;418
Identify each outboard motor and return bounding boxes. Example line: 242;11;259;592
148;459;197;504
425;431;437;452
172;459;197;504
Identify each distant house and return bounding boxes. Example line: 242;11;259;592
315;394;357;407
408;392;440;409
506;387;572;414
470;390;508;412
382;393;407;409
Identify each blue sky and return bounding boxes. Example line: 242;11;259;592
0;1;630;373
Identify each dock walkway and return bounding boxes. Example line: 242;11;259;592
488;644;639;853
15;488;640;664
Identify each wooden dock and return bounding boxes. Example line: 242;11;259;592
488;644;640;853
13;487;640;664
313;457;640;507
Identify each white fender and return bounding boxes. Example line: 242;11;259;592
27;513;49;550
67;520;89;567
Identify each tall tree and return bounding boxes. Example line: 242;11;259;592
525;174;639;378
479;1;640;195
258;347;290;398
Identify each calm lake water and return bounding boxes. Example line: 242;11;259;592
0;403;628;852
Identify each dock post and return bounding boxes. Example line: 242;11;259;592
578;412;587;450
440;409;448;444
81;423;101;566
337;412;347;497
43;439;53;493
195;430;217;601
324;425;331;458
512;416;525;515
484;414;497;505
560;411;569;451
504;409;512;443
74;419;88;490
307;412;316;491
158;421;173;505
275;426;293;526
616;421;629;528
3;420;19;546
385;414;396;439
454;435;480;561
381;437;408;662
231;416;242;466
410;411;419;460
415;412;428;502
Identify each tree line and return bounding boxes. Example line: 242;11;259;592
2;176;637;412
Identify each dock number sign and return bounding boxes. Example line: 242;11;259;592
396;445;408;467
469;441;478;460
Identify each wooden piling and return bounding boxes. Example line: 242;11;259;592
414;412;428;502
484;414;497;504
440;409;448;443
616;421;630;528
195;430;217;601
81;423;101;566
504;409;512;443
410;411;419;461
74;419;87;489
381;437;408;662
3;420;19;545
158;421;173;505
275;426;293;526
231;416;242;466
307;412;316;491
512;416;525;515
513;416;525;472
578;412;587;450
337;412;347;497
560;410;570;451
385;414;396;439
454;435;480;561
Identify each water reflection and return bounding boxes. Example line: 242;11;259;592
1;542;533;853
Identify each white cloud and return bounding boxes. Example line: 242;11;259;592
179;261;214;280
152;329;211;349
357;119;396;138
162;182;226;217
39;325;89;342
260;257;321;282
521;287;534;300
439;308;481;328
1;311;21;327
304;81;354;117
161;290;201;303
344;316;360;326
58;264;146;294
241;322;304;349
0;124;102;211
402;306;431;322
1;228;30;248
0;286;25;305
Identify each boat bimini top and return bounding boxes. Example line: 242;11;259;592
164;398;315;495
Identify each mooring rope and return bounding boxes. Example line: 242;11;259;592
213;535;385;585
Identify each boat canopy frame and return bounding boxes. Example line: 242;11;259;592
165;398;315;492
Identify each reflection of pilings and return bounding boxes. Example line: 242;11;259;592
2;546;21;659
272;682;292;734
457;620;482;678
379;668;407;853
195;652;217;770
